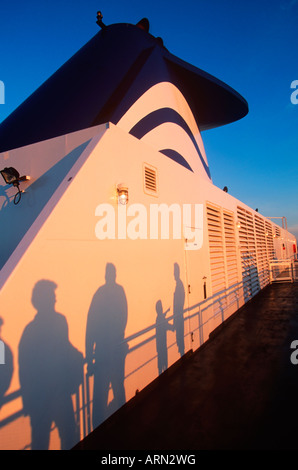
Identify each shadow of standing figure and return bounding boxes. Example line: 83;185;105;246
85;263;128;430
0;316;13;410
155;300;173;375
18;280;84;450
173;263;185;357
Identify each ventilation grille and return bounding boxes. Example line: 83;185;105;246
265;220;274;260
254;214;269;288
237;206;260;301
143;164;158;195
206;204;240;319
223;210;238;287
207;204;226;295
275;226;281;238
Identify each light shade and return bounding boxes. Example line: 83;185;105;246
0;166;30;205
0;167;20;185
0;167;30;186
117;185;129;205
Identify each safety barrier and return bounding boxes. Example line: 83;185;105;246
269;259;298;283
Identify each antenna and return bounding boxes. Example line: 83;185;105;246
96;11;106;29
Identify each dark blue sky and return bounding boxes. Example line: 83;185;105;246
0;0;297;238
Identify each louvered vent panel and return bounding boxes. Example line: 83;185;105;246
265;220;274;260
255;214;269;288
207;205;226;294
237;206;260;301
223;211;238;287
143;165;158;195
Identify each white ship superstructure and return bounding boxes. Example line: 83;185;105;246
0;17;296;449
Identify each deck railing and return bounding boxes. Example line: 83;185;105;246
269;258;298;283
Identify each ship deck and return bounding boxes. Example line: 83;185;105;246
74;282;298;451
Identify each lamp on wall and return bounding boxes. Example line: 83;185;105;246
117;184;129;205
0;167;30;205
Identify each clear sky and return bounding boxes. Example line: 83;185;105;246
0;0;297;239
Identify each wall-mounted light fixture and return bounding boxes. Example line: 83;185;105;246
117;184;129;205
0;166;30;205
236;220;241;229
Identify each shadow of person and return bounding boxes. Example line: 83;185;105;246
18;280;84;450
155;300;173;375
173;263;185;357
0;316;13;410
85;263;128;430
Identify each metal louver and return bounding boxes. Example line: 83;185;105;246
143;164;158;195
237;206;260;301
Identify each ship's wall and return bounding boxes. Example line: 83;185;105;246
0;124;296;449
0;125;106;273
0;124;204;449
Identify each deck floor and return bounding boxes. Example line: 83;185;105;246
74;282;298;451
